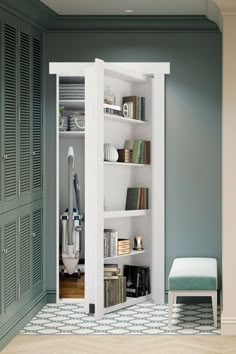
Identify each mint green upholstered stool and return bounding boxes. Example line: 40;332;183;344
168;258;218;328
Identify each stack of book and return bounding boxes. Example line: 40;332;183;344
118;239;131;255
104;103;123;116
104;229;118;258
104;264;126;307
117;149;132;163
123;96;145;121
124;140;150;164
104;263;120;279
125;188;149;210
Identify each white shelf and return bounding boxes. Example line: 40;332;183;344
104;161;149;167
104;209;150;219
59;131;85;138
104;114;148;125
104;294;151;314
104;249;148;261
59;99;85;109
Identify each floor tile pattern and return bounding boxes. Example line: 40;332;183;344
20;303;221;335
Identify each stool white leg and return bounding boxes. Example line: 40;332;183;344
168;291;174;327
211;292;217;328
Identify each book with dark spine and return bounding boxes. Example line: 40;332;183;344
125;188;140;210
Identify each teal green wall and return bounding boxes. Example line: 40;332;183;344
45;30;222;293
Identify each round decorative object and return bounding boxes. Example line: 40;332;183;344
69;112;85;131
104;143;118;162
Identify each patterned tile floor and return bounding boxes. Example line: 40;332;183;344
20;302;221;335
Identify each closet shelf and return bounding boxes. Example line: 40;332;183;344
104;249;148;261
104;161;149;167
104;210;150;219
104;114;148;125
59;99;85;110
59;131;85;138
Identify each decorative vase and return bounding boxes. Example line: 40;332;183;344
104;143;118;162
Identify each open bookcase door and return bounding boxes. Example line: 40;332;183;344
84;59;155;318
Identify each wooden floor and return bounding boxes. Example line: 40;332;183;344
2;335;236;354
59;273;84;298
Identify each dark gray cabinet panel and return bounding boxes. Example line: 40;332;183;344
4;23;17;202
4;219;17;311
1;209;18;324
0;200;43;326
20;31;31;196
20;213;31;299
32;38;42;192
32;207;42;287
0;21;43;215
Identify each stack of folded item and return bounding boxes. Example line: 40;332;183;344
59;84;85;101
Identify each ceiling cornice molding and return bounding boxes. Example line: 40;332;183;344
0;1;220;32
50;15;219;32
210;0;236;13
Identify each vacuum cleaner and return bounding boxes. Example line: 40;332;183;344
60;146;83;279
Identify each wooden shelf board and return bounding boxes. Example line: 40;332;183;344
104;161;149;167
104;209;150;219
104;114;148;125
104;249;148;261
59;131;85;138
104;294;152;314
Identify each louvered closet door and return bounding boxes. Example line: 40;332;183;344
2;211;18;321
0;224;2;323
4;24;17;202
19;210;31;304
32;203;43;290
32;38;42;192
0;22;2;208
20;32;31;197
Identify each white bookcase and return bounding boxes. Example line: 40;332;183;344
50;60;170;318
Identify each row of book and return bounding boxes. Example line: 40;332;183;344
123;96;145;121
124;140;150;164
104;264;126;307
104;264;150;307
126;188;149;210
104;229;131;258
104;277;126;307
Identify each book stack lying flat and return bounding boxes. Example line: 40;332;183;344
125;188;149;210
104;264;120;279
104;229;118;258
124;140;150;164
118;239;131;255
122;96;145;121
117;149;132;163
104;104;123;116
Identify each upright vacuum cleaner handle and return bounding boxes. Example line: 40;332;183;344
73;173;81;215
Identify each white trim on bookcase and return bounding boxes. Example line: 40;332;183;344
50;61;170;316
55;74;59;303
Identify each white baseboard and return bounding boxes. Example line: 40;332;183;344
221;316;236;335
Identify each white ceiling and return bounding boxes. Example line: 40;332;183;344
40;0;207;16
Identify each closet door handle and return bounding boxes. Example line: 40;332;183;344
2;154;8;160
32;233;36;238
32;151;36;156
